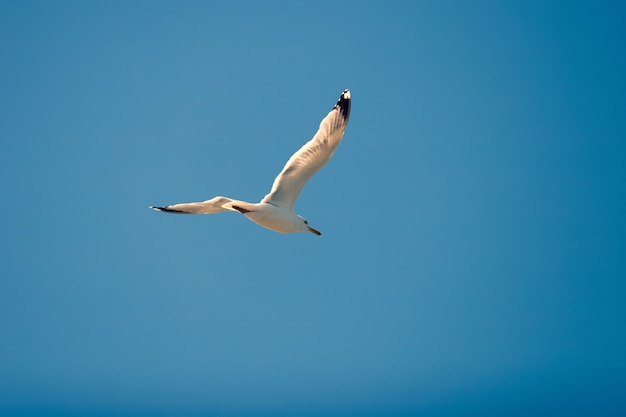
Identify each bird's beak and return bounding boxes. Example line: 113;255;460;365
308;226;322;236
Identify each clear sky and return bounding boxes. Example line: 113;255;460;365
1;1;625;416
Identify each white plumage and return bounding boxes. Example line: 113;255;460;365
151;89;351;236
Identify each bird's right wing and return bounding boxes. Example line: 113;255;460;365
261;89;351;210
150;196;234;214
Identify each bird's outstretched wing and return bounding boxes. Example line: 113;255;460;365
261;89;351;210
150;196;234;214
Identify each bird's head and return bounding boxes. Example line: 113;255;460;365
297;215;321;236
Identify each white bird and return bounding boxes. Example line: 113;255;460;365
150;89;351;236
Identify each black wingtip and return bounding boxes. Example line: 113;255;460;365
150;205;189;214
335;89;351;120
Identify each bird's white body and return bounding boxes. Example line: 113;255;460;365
226;201;311;234
244;203;298;234
151;89;351;236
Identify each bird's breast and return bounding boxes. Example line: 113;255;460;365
244;204;298;234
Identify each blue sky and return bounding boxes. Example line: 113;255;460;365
1;1;625;416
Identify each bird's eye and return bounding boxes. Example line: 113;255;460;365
304;220;308;225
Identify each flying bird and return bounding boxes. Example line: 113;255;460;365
150;89;351;236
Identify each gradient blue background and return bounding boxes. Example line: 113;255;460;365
1;1;625;416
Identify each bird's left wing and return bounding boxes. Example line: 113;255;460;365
150;196;234;214
261;89;351;210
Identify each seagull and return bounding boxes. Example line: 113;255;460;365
150;89;351;236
